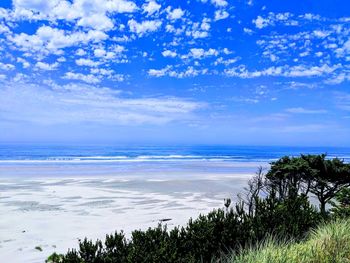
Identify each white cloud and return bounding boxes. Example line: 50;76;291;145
300;13;321;20
143;1;161;15
253;12;296;29
223;48;232;54
13;0;60;16
343;40;350;53
232;97;260;104
77;13;114;31
190;48;205;58
313;30;329;38
0;7;11;20
17;57;30;68
214;57;239;66
90;68;113;76
13;0;137;23
0;62;15;70
64;72;100;83
285;64;339;77
243;28;253;34
92;47;122;59
214;10;229;21
0;23;10;34
225;64;339;78
162;50;177;58
166;7;185;21
148;66;208;78
89;68;125;81
76;48;86;56
94;48;106;57
253;16;270;29
201;18;211;30
148;66;171;77
185;17;211;39
128;19;162;36
169;67;207;78
10;26;108;53
325;73;350;85
187;48;218;59
211;0;228;7
75;58;99;67
190;31;209;39
35;61;58;70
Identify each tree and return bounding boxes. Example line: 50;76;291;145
301;154;350;215
238;166;266;217
266;156;312;200
330;187;350;218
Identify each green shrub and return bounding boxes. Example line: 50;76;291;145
49;196;319;263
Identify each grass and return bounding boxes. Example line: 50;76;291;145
225;219;350;263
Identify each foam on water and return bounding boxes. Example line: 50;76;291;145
0;145;349;164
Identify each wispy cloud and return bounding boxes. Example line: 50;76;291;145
285;107;328;114
335;93;350;111
0;81;204;125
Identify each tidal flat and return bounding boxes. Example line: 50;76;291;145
0;161;263;263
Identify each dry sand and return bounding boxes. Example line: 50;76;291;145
0;161;267;263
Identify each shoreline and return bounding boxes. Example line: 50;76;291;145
0;161;259;263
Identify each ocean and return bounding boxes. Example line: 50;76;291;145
0;144;349;177
1;144;349;163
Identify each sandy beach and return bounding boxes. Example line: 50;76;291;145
0;161;265;263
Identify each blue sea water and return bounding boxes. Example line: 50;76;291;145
0;144;349;163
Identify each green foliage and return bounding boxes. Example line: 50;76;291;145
51;194;319;263
49;154;350;263
330;187;350;218
46;253;64;263
301;154;350;215
250;194;320;239
266;156;312;199
227;219;350;263
267;154;350;215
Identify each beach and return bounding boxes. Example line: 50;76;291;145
0;145;349;263
0;160;264;263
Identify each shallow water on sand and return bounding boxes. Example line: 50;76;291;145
0;162;256;263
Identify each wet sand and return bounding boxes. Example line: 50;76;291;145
0;161;267;263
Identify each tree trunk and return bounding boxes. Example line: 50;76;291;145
320;199;326;216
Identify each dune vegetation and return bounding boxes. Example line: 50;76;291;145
47;154;350;263
226;219;350;263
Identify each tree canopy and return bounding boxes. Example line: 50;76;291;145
267;154;350;215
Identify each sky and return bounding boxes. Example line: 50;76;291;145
0;0;349;146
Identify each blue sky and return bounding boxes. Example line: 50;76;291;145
0;0;349;146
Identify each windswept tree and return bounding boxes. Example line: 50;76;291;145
301;154;350;215
266;156;313;200
267;154;350;215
